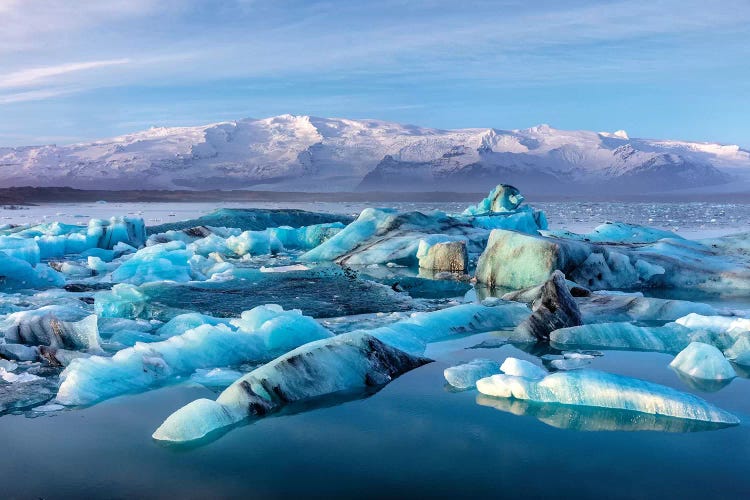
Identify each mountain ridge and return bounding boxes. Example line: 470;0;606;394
1;114;748;194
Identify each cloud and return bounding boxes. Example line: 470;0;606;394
0;59;131;89
0;88;80;105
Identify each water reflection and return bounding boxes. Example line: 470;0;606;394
157;386;385;451
672;369;735;393
476;395;736;433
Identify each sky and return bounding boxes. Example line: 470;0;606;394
0;0;748;147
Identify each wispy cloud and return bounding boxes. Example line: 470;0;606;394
0;88;84;105
0;59;131;89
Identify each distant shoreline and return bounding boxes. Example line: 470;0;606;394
1;186;749;204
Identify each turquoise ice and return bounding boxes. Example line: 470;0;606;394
476;364;738;425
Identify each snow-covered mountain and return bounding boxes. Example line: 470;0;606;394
0;114;748;194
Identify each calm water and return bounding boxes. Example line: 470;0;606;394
2;337;749;499
2;200;750;498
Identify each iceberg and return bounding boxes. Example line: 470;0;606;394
550;322;694;353
725;336;750;366
1;217;145;260
417;237;468;272
1;306;101;351
225;230;283;257
499;357;547;379
514;271;583;341
0;378;56;414
0;252;65;289
147;208;352;235
550;313;750;358
0;342;39;362
95;284;147;319
56;305;332;405
462;184;525;215
444;359;501;389
670;342;736;383
475;228;750;291
152;332;431;442
0;237;40;264
476;367;738;424
577;294;718;323
153;302;529;442
475;230;591;289
110;241;195;285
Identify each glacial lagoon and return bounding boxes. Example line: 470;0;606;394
1;190;750;498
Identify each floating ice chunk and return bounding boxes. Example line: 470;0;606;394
299;207;536;266
674;314;750;335
468;208;548;234
545;352;598;371
0;237;40;264
33;403;65;413
514;271;582;341
475;230;591;289
417;237;468;272
368;302;530;355
578;295;718;323
87;216;146;250
499;357;547;379
476;229;750;292
153;332;430;442
189;368;246;388
269;223;345;250
724;335;750;366
0;251;65;289
670;342;736;381
476;369;738;424
0;367;42;383
225;230;283;257
156;313;231;338
0;343;39;361
0;359;18;372
56;305;331;405
299;208;397;262
1;306;101;351
550;322;693;353
111;241;193;284
542;222;682;244
462;184;525;215
444;359;502;389
95;284;147;319
111;240;233;285
259;264;310;273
